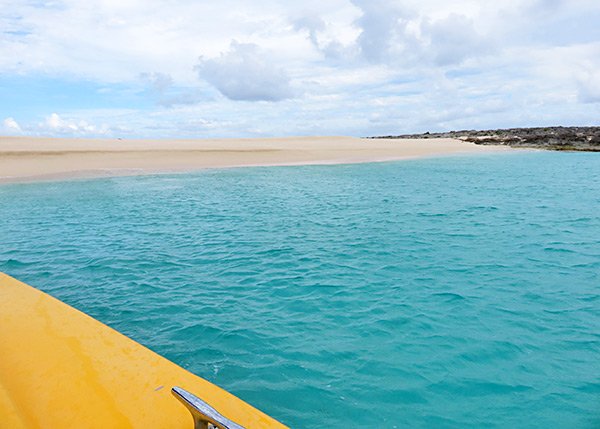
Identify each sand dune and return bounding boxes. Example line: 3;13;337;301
0;136;508;183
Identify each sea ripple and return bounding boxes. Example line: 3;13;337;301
1;152;599;428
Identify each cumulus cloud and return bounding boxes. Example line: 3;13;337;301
1;0;600;137
3;112;119;137
195;41;294;101
292;14;354;61
351;0;414;63
3;117;22;134
424;14;494;66
141;72;174;94
41;113;106;136
527;0;564;13
577;71;600;103
348;2;494;67
140;72;205;107
293;15;326;48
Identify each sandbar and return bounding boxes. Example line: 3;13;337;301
0;136;509;183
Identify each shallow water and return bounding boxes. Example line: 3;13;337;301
1;152;599;428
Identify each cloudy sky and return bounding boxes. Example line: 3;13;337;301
1;0;599;138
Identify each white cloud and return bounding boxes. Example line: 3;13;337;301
3;117;22;133
140;72;206;106
577;70;600;104
424;14;494;66
3;112;115;137
293;15;326;48
39;113;107;136
1;0;600;137
195;41;294;101
351;0;415;63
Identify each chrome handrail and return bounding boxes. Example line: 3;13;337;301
172;386;247;429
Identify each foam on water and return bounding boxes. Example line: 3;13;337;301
1;151;599;428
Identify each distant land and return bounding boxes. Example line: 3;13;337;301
368;126;600;151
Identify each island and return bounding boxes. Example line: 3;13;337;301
368;126;600;151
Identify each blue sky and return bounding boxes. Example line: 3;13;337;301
1;0;599;138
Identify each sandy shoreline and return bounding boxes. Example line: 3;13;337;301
0;136;509;184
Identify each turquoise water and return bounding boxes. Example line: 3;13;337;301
1;152;599;428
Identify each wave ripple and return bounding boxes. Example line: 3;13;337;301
1;152;600;428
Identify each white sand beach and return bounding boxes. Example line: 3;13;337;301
0;136;508;183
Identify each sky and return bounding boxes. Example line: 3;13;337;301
1;0;599;138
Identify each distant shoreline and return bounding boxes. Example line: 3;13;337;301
0;135;509;184
367;126;600;151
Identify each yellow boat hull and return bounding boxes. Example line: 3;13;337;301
0;273;287;429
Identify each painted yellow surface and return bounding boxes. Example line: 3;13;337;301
0;273;287;429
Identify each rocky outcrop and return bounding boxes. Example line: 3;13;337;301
368;126;600;151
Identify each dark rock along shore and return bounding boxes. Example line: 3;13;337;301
368;126;600;151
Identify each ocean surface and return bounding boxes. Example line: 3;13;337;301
1;151;599;428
